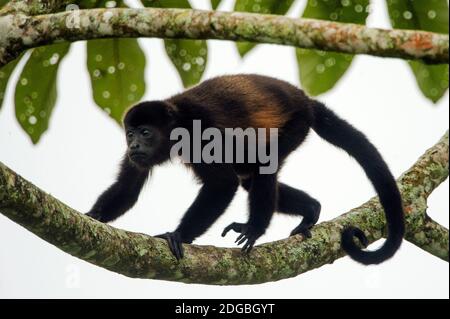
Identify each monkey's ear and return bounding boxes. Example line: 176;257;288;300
164;101;178;126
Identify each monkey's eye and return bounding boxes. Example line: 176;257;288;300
126;131;134;139
142;129;152;137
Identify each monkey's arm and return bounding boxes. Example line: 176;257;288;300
87;158;148;223
156;164;239;260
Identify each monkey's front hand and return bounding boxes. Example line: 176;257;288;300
222;222;262;254
154;231;186;260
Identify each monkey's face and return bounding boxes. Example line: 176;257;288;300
125;124;166;168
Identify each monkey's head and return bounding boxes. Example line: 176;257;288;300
123;101;177;169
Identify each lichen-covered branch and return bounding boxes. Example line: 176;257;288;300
1;7;449;67
398;132;449;259
0;132;448;285
0;0;76;16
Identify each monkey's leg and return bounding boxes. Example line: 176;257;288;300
156;164;239;260
278;183;321;238
241;180;321;238
223;173;277;253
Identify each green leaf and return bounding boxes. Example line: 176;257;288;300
142;0;208;88
234;0;295;57
211;0;221;10
0;56;22;112
297;50;355;96
142;0;188;7
407;63;449;103
296;0;369;96
163;39;208;88
386;0;449;103
85;1;146;123
87;38;146;123
15;44;70;144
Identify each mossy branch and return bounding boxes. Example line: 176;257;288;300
0;0;77;16
1;7;449;67
0;131;448;285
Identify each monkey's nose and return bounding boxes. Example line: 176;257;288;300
130;143;140;150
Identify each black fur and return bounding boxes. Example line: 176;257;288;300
87;74;404;263
311;101;404;264
86;158;148;222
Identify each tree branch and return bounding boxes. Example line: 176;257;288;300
0;131;448;285
398;131;449;259
0;0;76;15
1;7;448;67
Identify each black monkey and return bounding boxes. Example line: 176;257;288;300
87;74;404;263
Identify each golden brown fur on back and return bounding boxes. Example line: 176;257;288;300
168;74;300;131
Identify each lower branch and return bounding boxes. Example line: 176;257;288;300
1;8;449;67
0;132;448;285
398;131;449;259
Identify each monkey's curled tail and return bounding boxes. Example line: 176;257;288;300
311;101;404;265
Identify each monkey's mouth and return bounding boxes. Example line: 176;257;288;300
129;152;150;163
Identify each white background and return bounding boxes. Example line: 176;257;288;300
0;0;448;298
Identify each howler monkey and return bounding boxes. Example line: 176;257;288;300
87;74;404;263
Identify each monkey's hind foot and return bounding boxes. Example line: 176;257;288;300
290;225;313;239
222;222;261;254
155;231;185;260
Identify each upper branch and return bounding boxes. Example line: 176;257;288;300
0;132;447;285
1;8;448;67
0;0;77;16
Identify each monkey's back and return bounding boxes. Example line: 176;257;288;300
168;74;313;131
